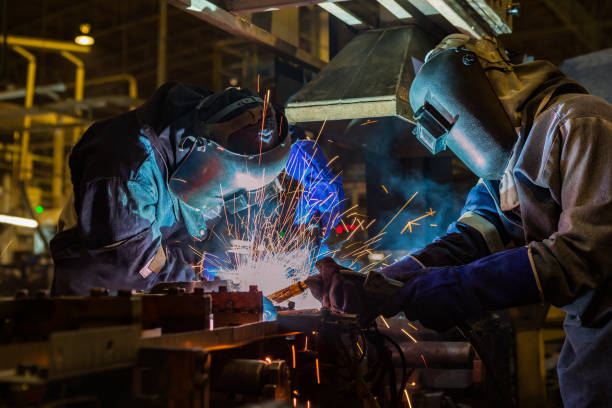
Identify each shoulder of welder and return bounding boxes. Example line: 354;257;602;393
538;93;612;128
68;109;152;193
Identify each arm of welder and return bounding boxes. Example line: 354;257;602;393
285;138;345;241
528;117;612;323
60;176;194;295
382;180;512;280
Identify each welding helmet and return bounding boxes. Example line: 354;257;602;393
169;88;291;216
409;34;516;180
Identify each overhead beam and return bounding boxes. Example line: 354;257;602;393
541;0;601;52
168;0;326;71
226;0;332;13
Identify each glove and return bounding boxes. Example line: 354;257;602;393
380;247;542;331
380;255;426;282
305;257;367;315
285;140;344;239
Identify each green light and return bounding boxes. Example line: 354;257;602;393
35;205;44;214
279;231;285;237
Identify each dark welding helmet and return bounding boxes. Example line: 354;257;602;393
169;88;291;215
409;37;517;180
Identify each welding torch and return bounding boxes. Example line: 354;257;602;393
267;268;404;304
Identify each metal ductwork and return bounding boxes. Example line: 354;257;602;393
285;25;436;124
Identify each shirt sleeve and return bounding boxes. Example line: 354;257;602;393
528;116;612;308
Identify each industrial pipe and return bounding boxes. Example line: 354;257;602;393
60;51;84;144
11;45;35;181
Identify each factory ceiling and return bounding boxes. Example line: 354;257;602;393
2;0;612;105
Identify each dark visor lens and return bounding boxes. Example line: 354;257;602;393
413;101;453;154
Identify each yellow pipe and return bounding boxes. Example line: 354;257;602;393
60;51;84;101
6;35;91;53
11;46;36;181
66;74;138;110
60;51;85;144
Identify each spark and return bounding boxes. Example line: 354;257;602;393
257;74;261;93
407;322;419;331
265;356;272;364
305;336;309;350
401;328;418;343
404;389;413;408
379;315;390;329
360;119;378;126
421;354;428;368
379;192;418;234
170;177;187;183
356;341;363;355
292;344;296;368
326;154;340;167
315;358;321;384
401;208;437;234
0;241;12;258
381;185;389;194
293;397;297;407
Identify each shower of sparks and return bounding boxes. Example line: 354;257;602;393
196;118;437;309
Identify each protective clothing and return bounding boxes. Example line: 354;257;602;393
387;34;612;407
51;83;343;295
380;247;540;331
285;140;344;239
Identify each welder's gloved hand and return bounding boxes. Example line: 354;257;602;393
380;255;426;282
285;140;344;240
380;247;542;332
305;257;366;315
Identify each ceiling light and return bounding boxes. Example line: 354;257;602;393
318;2;362;26
0;215;38;228
377;0;412;19
74;23;94;46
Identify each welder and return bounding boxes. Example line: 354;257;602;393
50;83;343;296
307;34;612;407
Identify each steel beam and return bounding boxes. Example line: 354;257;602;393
226;0;334;13
168;0;326;71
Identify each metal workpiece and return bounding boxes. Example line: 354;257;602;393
211;358;291;401
285;26;436;123
393;341;473;369
136;347;211;408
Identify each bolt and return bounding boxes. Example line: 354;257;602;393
36;289;49;298
506;4;520;16
462;51;477;66
15;289;28;299
249;285;258;293
90;287;109;297
118;289;134;297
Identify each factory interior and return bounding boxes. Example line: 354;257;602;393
1;0;612;407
